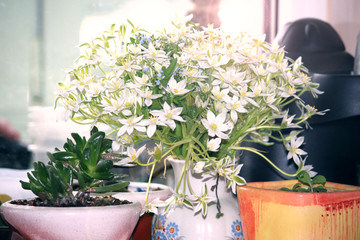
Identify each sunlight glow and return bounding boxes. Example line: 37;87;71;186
80;0;193;43
219;0;264;38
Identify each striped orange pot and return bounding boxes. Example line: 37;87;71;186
237;180;360;240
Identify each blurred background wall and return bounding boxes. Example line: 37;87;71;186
0;0;359;165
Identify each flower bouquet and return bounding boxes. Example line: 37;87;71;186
55;15;323;217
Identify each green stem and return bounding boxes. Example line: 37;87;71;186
230;146;299;177
144;161;156;204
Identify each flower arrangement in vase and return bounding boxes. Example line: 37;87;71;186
55;15;324;238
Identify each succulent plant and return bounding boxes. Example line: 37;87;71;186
280;170;327;193
20;127;129;206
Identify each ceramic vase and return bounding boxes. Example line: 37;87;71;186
237;180;360;240
152;159;243;240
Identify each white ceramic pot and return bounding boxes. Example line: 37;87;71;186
152;159;243;240
0;199;141;240
113;182;172;209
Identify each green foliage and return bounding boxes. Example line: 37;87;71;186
20;127;129;203
280;171;327;193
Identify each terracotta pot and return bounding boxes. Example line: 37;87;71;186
237;180;360;240
0;199;141;240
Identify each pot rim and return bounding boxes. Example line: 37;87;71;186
237;180;360;206
237;179;360;194
128;181;170;192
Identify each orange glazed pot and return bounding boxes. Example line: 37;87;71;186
237;180;360;240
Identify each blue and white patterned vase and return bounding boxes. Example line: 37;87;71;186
151;159;243;240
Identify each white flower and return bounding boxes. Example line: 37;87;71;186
138;87;162;106
207;138;221;152
122;145;146;165
141;198;168;216
285;133;307;165
101;97;123;114
201;110;230;139
142;116;166;138
56;74;74;98
193;161;205;173
198;50;229;69
211;86;230;102
117;115;147;136
86;82;104;98
104;75;124;92
150;102;185;130
224;163;246;194
128;44;142;55
214;67;246;86
281;110;300;128
133;74;152;88
191;185;216;216
225;95;248;123
57;99;79;121
167;77;190;95
143;42;167;63
238;85;259;107
112;134;133;151
265;93;279;112
116;60;142;77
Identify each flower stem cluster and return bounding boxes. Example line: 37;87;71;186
56;16;324;215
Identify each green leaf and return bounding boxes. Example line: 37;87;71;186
48;152;77;162
312;175;326;186
292;182;302;191
202;202;207;216
161;58;177;87
86;131;105;167
71;133;85;151
313;185;327;192
95;160;113;173
36;161;49;183
279;187;291;191
232;175;246;185
55;161;72;184
89;171;114;180
90;126;99;136
92;182;130;193
63;138;75;152
297;170;312;186
183;199;193;209
20;180;31;190
26;172;39;186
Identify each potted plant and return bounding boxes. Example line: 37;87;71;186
237;171;360;239
54;16;324;238
0;127;142;240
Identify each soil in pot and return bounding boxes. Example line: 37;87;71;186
10;195;131;207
